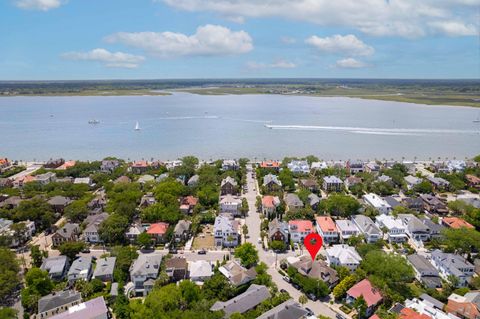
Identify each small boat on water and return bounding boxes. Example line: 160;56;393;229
88;119;100;125
473;112;480;123
134;121;141;131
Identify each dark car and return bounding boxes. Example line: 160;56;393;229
81;247;90;253
307;293;317;301
336;315;346;319
280;289;287;294
292;283;300;290
169;248;178;254
305;307;314;316
197;249;207;255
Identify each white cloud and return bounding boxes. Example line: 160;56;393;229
335;58;368;68
14;0;65;11
161;0;479;38
428;21;478;36
61;48;145;69
246;59;296;70
306;34;374;56
105;24;253;58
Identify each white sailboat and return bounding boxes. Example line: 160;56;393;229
473;112;480;123
134;121;141;131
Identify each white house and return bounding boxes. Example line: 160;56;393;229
351;215;382;243
375;214;408;243
326;244;362;271
219;195;243;216
188;260;213;283
335;219;360;241
288;220;314;243
287;160;310;174
405;175;423;190
431;250;474;287
362;193;392;215
214;215;239;247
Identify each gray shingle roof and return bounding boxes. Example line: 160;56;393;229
256;299;308;319
93;257;116;279
38;290;81;313
352;215;381;236
130;253;162;277
407;254;439;275
41;256;68;276
210;284;270;317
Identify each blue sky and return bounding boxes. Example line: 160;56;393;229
0;0;479;80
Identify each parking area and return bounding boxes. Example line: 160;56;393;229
192;224;216;250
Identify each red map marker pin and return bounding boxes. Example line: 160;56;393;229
304;233;323;261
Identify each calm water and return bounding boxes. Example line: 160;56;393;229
0;93;479;161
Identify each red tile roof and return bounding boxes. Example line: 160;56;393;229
131;160;149;168
446;298;480;319
466;174;480;184
56;160;76;170
262;196;277;208
442;217;474;229
347;279;383;307
288;220;314;233
400;308;431;319
0;158;9;166
260;161;280;168
182;196;198;206
315;216;338;233
147;222;169;235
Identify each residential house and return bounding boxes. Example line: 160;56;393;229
442;217;474;230
165;257;188;282
189;260;213;282
407;254;442;288
263;174;282;191
365;162;381;175
146;222;169;244
352;215;382;243
308;193;321;210
125;224;145;243
323;176;344;192
402;297;454;319
222;159;239;171
13;174;36;188
420;217;445;239
287;160;310;174
48;196;72;214
420;194;449;215
41;256;70;281
261;195;280;218
346;279;383;317
335;219;360;242
44;158;65;169
299;178;319;192
139;193;157;208
0;178;13;188
363;193;392;215
211;284;270;317
398;214;430;242
33;290;82;319
348;160;365;174
311;161;328;171
345;176;362;189
165;160;183;171
256;299;309;319
431;250;474;287
180;195;199;214
221;176;238;195
129;253;163;296
73;177;92;186
288;220;314;243
375;215;408;243
289;255;339;288
67;256;93;283
268;219;289;244
315;216;339;244
405;175;423;190
130;160;150;174
52;223;80;247
174;220;191;243
93;257;116;282
220;194;243;216
138;174;155;184
83;212;108;243
87;192;107;211
402;197;424;212
187;174;199;187
446;292;480;319
260;160;280;171
214;215;240;247
377;174;393;184
56;160;76;170
466;174;480;189
284;193;304;212
36;172;57;185
384;196;402;210
100;159;120;173
428;176;451;191
326;244;362;271
114;175;131;184
218;260;257;286
49;296;108;319
0;196;22;209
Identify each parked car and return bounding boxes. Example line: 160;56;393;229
282;276;291;283
292;283;300;290
280;289;287;294
336;315;346;319
169;248;178;254
305;308;314;316
81;247;90;253
197;249;207;255
307;293;317;301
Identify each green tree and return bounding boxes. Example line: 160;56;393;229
333;274;357;300
354;295;368;319
0;307;18;319
99;213;129;244
21;268;54;312
137;232;152;249
202;273;235;301
270;240;286;252
230;313;245;319
0;248;20;301
234;243;259;268
30;245;48;267
320;194;361;217
64;199;89;223
442;227;480;256
414;181;433;194
278;168;295;191
111;246;138;283
141;203;181;224
242;224;249;241
13;198;54;231
240;198;249;217
298;294;308;305
57;241;86;260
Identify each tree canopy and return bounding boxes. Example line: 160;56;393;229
234;243;259;268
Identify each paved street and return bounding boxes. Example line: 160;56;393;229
243;164;338;319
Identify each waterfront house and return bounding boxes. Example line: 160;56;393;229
218;260;257;286
44;158;64;169
351;215;382;243
284;193;304;212
431;250;474;287
326;244;362;271
288;220;314;243
93;257;116;282
335;219;360;242
363;193;392;215
398;214;430;242
210;284;270;317
287;160;310;174
189;260;213;282
323;176;343;192
268;218;289;244
263;173;282;191
220;194;242;216
348;160;364;174
129;253;163;296
48;296;108;319
33;290;81;319
261;195;281;218
222;159;239;171
442;217;474;229
311;161;328;171
220;176;238;195
375;215;407;243
346;279;383;317
165;257;188;282
130;160;149;174
67;256;93;283
260;160;280;171
52;223;80;247
40;256;70;281
315;215;339;244
100;159;120;173
146;222;169;244
174;219;191;243
407;254;442;288
214;215;240;247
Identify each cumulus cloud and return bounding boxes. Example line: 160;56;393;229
161;0;479;38
246;59;296;70
105;24;253;58
335;58;368;68
61;48;145;68
428;21;478;36
14;0;65;11
306;34;374;56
